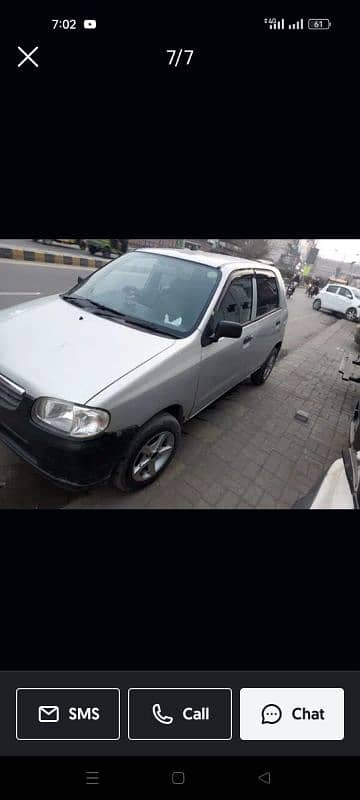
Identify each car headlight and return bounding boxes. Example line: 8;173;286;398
31;397;110;438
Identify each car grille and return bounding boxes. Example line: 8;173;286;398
0;372;25;410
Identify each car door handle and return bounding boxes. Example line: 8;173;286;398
243;335;253;344
275;320;281;327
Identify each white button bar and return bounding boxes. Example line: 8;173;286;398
240;688;344;740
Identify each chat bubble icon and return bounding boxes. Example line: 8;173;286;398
261;704;282;724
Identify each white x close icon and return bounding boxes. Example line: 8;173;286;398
17;46;39;68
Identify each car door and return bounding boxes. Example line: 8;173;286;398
193;271;255;412
245;270;285;372
322;284;341;311
336;286;354;314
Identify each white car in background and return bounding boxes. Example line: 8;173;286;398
313;283;360;322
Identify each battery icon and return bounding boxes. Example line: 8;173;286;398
308;19;331;29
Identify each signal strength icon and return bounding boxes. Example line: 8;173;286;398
264;18;285;30
288;19;304;29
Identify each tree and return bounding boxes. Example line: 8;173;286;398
213;239;270;259
235;239;270;259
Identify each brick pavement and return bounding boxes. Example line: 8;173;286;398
65;317;359;509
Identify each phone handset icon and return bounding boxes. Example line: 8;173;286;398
152;703;174;725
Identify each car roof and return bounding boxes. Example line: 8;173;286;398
135;247;271;272
327;282;358;291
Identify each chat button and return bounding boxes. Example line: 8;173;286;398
240;688;344;740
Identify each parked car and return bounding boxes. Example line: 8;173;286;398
81;239;117;258
32;239;126;258
0;249;288;492
294;402;360;509
313;282;360;322
32;238;83;247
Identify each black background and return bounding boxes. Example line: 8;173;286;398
1;4;358;234
0;5;359;790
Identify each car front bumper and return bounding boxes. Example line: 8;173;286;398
0;392;135;490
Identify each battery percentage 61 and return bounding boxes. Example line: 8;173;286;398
308;19;331;29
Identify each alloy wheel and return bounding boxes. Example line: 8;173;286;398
346;308;357;322
262;351;277;381
132;431;175;483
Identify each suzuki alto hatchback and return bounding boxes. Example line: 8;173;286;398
0;249;288;491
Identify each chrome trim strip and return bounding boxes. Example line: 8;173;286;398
0;373;25;397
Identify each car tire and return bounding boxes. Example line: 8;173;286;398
250;347;279;386
313;299;321;311
112;413;182;492
78;240;86;250
88;245;97;255
346;307;358;322
102;248;111;258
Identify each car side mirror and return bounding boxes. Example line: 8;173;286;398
213;320;243;342
77;276;84;284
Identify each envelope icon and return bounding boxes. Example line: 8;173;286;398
38;705;60;723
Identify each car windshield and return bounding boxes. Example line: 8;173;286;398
63;252;220;336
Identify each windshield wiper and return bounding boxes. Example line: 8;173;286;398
61;295;127;317
120;317;180;338
61;295;96;308
61;295;179;337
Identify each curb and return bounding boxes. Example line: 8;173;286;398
0;246;105;270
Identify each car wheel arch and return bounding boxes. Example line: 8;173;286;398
151;404;185;426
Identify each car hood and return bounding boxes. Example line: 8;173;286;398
0;295;175;404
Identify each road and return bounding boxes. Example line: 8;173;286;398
0;258;94;311
0;263;338;508
281;285;337;356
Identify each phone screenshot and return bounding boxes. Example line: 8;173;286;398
0;7;358;793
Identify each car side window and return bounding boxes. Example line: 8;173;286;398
255;274;279;317
338;287;353;299
214;275;253;326
326;285;339;294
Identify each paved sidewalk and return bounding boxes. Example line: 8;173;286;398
65;317;359;509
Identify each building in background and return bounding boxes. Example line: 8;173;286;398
128;238;213;251
128;238;182;250
267;239;298;265
313;257;360;287
126;239;325;277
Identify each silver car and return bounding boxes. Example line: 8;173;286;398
0;248;288;491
